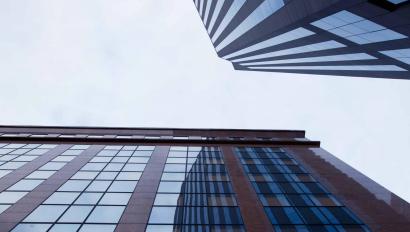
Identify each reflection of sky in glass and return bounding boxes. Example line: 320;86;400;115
148;146;245;232
216;0;285;51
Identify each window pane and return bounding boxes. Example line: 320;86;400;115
11;224;51;232
108;181;137;192
49;224;81;232
0;192;27;204
79;224;116;232
58;206;93;222
44;192;80;204
149;207;177;224
86;206;125;223
99;193;132;205
59;180;91;191
24;205;68;222
8;180;44;191
75;193;103;205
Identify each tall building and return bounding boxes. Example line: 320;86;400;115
193;0;410;79
0;126;408;232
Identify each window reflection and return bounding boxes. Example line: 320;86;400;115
235;147;369;230
148;146;245;231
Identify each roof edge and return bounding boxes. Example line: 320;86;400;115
0;124;306;134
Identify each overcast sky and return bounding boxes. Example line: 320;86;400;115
0;0;409;202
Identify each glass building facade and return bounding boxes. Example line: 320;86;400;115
193;0;410;79
0;126;409;232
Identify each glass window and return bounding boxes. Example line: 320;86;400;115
72;171;99;180
259;194;290;206
99;193;132;205
115;151;132;157
241;53;376;66
61;150;83;156
309;195;341;207
59;180;91;192
44;192;80;204
85;181;111;192
12;224;51;232
111;157;128;162
13;155;37;161
0;154;18;161
311;10;407;44
71;145;90;150
211;0;246;43
24;205;68;222
58;206;93;223
137;146;155;151
232;40;346;63
26;171;55;179
320;207;361;224
0;204;10;214
158;181;183;193
96;150;118;157
0;162;26;169
105;145;123;150
116;172;142;180
0;191;28;204
10;149;31;155
122;145;138;150
170;146;188;151
39;162;66;171
23;144;41;149
149;207;177;224
0;149;14;155
164;164;186;172
161;173;186;181
90;157;112;163
206;0;225;34
82;163;106;171
74;193;103;205
86;206;125;223
209;207;243;224
49;224;81;232
103;163;124;171
96;172;118;180
297;207;329;224
168;151;187;158
380;48;410;65
166;158;186;164
215;0;284;51
145;225;174;232
265;207;303;224
235;147;368;228
108;181;137;192
247;65;405;71
128;157;150;163
4;144;25;149
154;194;180;206
208;194;237;206
132;150;153;157
8;179;44;191
52;156;75;162
0;170;11;178
79;224;116;232
123;164;146;171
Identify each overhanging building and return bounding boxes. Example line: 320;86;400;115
193;0;410;79
0;125;408;231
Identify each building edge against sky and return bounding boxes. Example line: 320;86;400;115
193;0;410;79
0;125;408;232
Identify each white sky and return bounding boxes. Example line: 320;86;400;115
0;1;409;202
